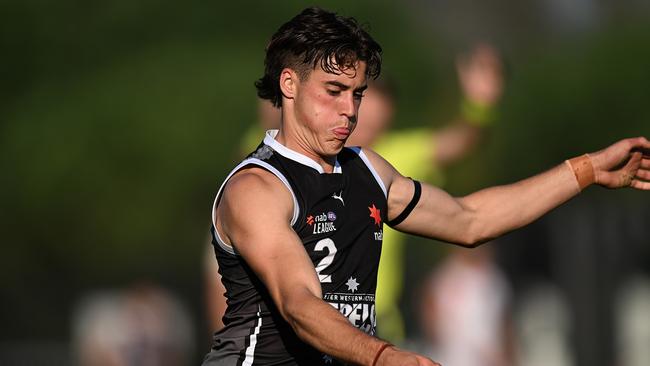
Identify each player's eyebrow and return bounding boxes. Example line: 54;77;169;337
325;81;350;90
325;81;368;93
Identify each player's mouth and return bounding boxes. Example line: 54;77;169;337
332;127;351;140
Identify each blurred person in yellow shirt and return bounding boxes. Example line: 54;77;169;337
347;44;504;343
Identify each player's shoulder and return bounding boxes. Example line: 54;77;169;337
224;166;289;199
344;145;401;188
217;166;295;246
347;146;396;173
217;166;294;224
220;166;294;221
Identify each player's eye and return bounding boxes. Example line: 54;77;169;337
353;92;365;100
327;89;341;96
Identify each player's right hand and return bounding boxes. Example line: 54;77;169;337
375;346;441;366
589;136;650;190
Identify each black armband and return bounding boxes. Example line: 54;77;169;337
387;179;421;227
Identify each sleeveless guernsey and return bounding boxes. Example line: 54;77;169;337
203;130;387;365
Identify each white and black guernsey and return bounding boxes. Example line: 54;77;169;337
203;130;388;366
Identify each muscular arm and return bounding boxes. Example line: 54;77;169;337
216;167;436;365
367;137;650;247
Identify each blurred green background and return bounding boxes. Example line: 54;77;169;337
1;0;649;364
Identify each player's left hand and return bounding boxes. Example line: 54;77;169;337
589;137;650;190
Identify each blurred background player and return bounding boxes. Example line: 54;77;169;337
72;282;194;366
418;245;514;366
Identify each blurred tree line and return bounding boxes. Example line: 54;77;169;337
1;0;648;358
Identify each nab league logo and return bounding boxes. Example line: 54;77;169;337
306;211;337;234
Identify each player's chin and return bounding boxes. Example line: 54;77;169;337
325;139;347;155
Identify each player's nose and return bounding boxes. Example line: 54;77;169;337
340;93;356;120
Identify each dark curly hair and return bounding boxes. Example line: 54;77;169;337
255;7;382;107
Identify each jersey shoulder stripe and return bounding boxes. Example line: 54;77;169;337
211;158;300;256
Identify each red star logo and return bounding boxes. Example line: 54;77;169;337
368;204;382;226
306;215;315;226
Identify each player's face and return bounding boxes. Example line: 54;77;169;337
292;61;367;158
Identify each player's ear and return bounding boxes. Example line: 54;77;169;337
279;68;298;101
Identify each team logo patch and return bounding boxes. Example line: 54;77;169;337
327;211;337;221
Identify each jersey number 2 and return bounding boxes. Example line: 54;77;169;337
314;238;337;283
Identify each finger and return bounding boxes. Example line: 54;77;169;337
631;136;650;150
641;158;650;169
631;179;650;190
636;169;650;181
622;137;650;159
623;151;643;171
632;147;650;157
